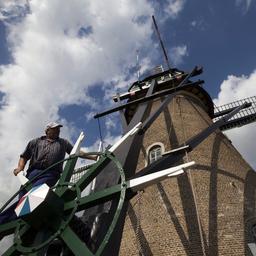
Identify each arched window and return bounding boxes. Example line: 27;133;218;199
145;142;165;166
148;145;162;164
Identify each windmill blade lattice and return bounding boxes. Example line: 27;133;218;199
214;96;256;130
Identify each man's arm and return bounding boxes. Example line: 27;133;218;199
64;138;98;161
15;139;35;176
13;157;28;176
78;150;98;161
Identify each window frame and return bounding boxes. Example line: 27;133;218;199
145;142;165;166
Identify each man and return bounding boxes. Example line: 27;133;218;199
14;121;96;188
0;122;97;224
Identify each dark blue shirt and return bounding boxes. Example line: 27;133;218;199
20;136;73;174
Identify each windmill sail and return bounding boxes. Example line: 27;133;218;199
214;96;256;130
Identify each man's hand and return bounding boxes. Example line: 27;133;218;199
13;157;27;176
13;168;23;176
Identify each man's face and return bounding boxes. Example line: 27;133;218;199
46;127;60;140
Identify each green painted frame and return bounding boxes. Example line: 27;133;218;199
0;150;127;256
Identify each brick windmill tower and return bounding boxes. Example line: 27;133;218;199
92;18;256;256
111;66;256;256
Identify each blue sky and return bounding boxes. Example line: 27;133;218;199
0;0;256;251
177;1;256;96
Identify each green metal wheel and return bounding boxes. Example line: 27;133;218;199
0;150;127;256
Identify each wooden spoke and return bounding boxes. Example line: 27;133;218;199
64;184;121;212
60;225;93;256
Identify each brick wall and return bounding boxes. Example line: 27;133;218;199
119;91;256;256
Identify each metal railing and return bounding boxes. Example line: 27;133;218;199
213;96;256;131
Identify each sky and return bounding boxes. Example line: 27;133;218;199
0;0;256;251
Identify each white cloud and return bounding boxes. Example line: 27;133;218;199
83;132;121;153
105;116;118;130
214;71;256;103
0;0;29;22
235;0;254;13
170;45;188;65
165;0;186;18
191;20;197;27
0;0;153;178
190;18;208;31
214;70;256;170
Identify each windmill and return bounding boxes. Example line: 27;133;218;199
93;65;256;256
1;18;256;256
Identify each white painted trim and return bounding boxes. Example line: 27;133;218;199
127;161;195;192
70;132;85;157
162;145;189;156
248;243;256;256
109;122;142;153
17;172;29;185
145;142;165;166
91;141;103;192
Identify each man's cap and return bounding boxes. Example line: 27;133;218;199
45;122;63;130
